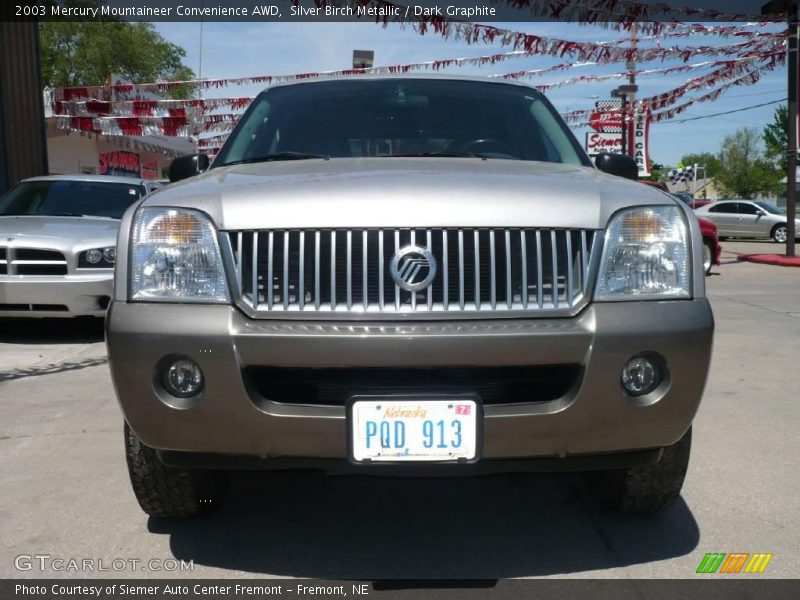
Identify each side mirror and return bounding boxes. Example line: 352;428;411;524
169;154;210;183
755;210;766;216
594;152;639;181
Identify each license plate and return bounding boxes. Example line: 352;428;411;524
350;398;478;462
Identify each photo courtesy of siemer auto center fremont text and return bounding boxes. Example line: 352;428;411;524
0;1;798;598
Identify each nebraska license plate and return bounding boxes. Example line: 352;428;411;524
350;398;479;462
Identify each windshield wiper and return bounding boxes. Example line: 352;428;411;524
391;151;492;159
220;152;329;166
43;213;118;219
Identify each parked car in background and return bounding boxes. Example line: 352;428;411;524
695;199;799;243
688;199;712;210
672;192;694;205
697;217;722;275
0;175;149;317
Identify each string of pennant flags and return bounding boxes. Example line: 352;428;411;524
559;51;784;123
43;9;785;149
47;24;785;102
48;45;784;138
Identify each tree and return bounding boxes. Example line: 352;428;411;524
717;127;781;198
641;158;664;182
40;19;194;97
679;152;724;181
763;105;788;171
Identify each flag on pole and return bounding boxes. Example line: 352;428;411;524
667;165;696;184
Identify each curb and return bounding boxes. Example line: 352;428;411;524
738;254;800;267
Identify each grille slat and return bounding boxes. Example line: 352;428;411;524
0;247;68;276
228;228;597;318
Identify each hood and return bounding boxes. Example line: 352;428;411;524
0;215;121;251
142;158;676;230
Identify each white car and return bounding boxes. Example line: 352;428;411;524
695;200;799;243
0;175;152;317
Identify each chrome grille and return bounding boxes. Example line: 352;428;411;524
226;228;599;318
0;247;68;276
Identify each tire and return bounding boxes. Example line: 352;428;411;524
771;224;788;244
582;427;692;513
124;422;225;518
702;240;713;275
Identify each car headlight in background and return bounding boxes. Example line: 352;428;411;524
130;207;229;303
79;246;116;268
595;206;690;300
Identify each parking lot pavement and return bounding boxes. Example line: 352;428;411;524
1;242;798;580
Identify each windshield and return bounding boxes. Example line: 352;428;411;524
754;201;784;215
214;79;590;167
0;180;144;219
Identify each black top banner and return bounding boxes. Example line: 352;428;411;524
0;0;785;23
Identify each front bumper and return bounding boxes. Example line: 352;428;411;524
0;274;113;317
107;299;713;465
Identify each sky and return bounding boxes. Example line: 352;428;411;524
154;21;786;167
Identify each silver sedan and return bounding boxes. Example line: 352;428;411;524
695;200;800;243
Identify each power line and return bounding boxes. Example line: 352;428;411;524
658;98;786;124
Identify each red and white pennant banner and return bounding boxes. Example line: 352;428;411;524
650;68;766;122
566;64;772;128
53;113;243;137
50;97;254;117
49;26;784;102
410;20;784;62
49;48;559;102
551;52;783;120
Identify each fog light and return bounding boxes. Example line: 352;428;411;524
86;249;102;264
163;359;204;398
621;357;660;396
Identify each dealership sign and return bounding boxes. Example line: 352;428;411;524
99;151;140;177
588;111;623;132
585;132;622;157
627;105;651;177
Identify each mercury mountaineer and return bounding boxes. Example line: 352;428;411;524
106;75;714;518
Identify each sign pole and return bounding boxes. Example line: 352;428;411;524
788;5;798;257
765;0;799;256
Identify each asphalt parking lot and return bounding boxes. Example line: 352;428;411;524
1;239;798;580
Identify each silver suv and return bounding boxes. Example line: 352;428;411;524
107;76;713;518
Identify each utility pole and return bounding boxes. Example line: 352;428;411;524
763;0;797;257
611;25;639;159
628;23;638;159
612;85;638;156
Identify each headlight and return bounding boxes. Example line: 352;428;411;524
79;246;116;268
595;206;690;300
130;207;229;303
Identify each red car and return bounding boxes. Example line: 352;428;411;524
689;199;712;210
640;181;721;274
697;217;722;275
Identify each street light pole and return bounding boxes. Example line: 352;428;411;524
612;84;638;158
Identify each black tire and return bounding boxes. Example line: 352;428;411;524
124;422;225;518
582;428;691;513
771;224;788;244
702;240;713;275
